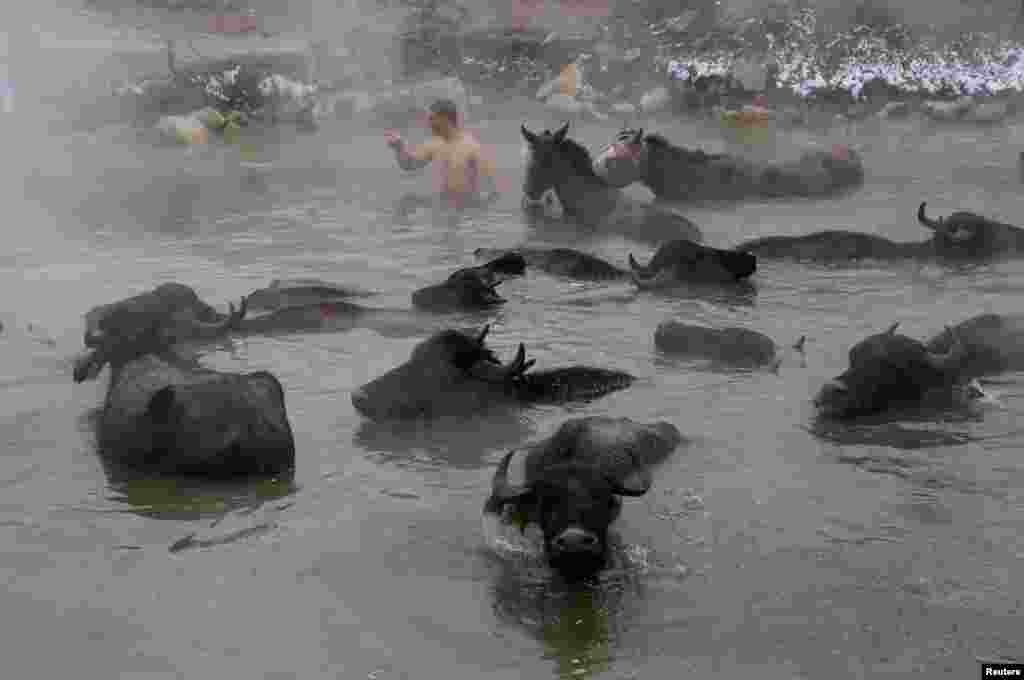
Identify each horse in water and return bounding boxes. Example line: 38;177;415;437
520;122;703;245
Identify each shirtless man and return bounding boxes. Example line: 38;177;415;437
385;99;501;210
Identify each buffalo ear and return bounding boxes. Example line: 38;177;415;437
72;349;106;383
610;466;652;497
146;386;179;425
491;449;532;501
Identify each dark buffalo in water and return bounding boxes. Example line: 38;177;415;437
473;241;755;288
245;279;376;311
236;254;526;337
735;203;1024;262
626;240;756;289
915;202;1024;258
593;128;864;203
520;122;703;245
924;313;1024;376
483;416;683;580
410;253;526;311
72;314;295;478
654;321;802;367
82;283;236;349
473;247;627;282
811;314;1024;419
83;255;527;343
350;325;635;421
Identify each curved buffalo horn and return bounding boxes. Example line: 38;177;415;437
925;324;967;372
884;322;899;336
476;324;490;346
627;253;648;275
491;449;530;501
469;342;534;383
793;335;807;353
632;128;644;144
191;296;248;338
521;124;538;145
917;202;943;231
553;121;570;142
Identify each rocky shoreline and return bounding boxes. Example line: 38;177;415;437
97;6;1024;142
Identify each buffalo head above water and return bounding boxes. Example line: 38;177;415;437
411;253;527;312
814;321;968;419
484;416;683;580
82;283;237;350
74;298;247;383
350;325;535;421
351;326;635;421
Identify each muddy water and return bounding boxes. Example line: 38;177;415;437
2;6;1024;680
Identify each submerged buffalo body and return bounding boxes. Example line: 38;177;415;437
483;416;682;579
473;247;627;281
350;326;635;421
654;321;782;366
737;203;1024;263
73;316;295;477
82;283;235;349
593;128;864;203
245;279;377;311
924;313;1024;376
473;241;755;288
915;202;1024;258
85;256;527;344
237;255;527;337
627;239;756;289
810;315;1024;419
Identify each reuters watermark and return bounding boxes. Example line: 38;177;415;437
982;662;1024;678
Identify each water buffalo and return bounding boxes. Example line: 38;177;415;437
82;283;234;349
84;255;527;345
473;247;627;282
593;128;864;203
813;321;971;419
735;203;1024;263
924;313;1024;376
235;254;528;338
245;279;376;311
350;325;635;421
483;416;683;580
521;122;704;245
409;253;526;312
654;320;802;367
473;241;756;288
915;202;1024;258
72;315;295;478
627;239;756;289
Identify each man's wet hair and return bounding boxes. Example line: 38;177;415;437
429;98;459;125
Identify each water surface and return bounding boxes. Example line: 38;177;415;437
2;7;1024;679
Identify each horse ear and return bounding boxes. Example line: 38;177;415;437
521;124;538;145
553;121;570;142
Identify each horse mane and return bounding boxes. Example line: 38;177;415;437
556;136;602;180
